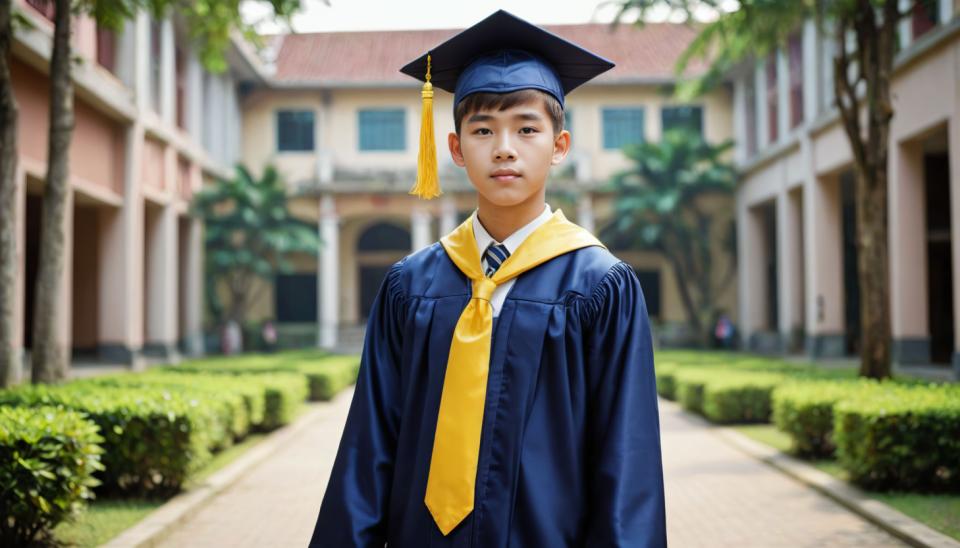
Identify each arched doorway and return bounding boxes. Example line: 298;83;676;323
357;222;410;320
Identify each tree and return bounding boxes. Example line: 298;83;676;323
603;128;737;346
192;164;319;339
0;0;18;387
616;0;920;378
5;0;302;384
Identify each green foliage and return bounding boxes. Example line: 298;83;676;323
655;362;678;399
772;380;856;457
702;372;782;423
833;382;960;492
192;165;319;324
0;406;104;546
603;129;736;344
674;368;716;414
0;385;221;495
172;351;360;403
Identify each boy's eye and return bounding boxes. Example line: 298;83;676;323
474;128;492;135
520;127;538;134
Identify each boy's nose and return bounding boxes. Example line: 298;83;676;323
493;138;517;161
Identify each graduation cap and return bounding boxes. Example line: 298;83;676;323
401;9;615;200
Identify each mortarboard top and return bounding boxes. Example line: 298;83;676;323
401;10;616;200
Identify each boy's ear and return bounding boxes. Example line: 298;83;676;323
551;130;571;165
448;132;466;167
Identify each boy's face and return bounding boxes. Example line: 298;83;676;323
448;98;571;209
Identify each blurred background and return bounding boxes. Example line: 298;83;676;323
1;0;958;546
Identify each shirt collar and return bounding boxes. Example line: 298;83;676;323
473;203;553;258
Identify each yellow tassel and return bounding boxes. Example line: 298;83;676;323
410;54;441;199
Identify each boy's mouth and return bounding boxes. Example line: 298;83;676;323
491;169;521;182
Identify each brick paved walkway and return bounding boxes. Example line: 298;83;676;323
157;389;903;547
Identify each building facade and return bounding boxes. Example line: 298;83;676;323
731;0;960;374
238;23;737;350
9;0;251;373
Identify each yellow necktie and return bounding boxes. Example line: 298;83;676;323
425;209;604;535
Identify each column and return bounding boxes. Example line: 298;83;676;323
736;196;759;346
7;166;26;384
889;138;930;364
99;124;145;368
777;189;804;352
898;0;912;50
950;116;960;378
160;18;175;125
938;0;953;28
776;46;790;138
411;206;432;252
755;62;769;149
318;194;339;350
576;192;595;234
182;216;204;356
733;77;747;164
144;202;179;360
439;195;458;236
802;144;845;357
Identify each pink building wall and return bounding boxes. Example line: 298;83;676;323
12;59;125;194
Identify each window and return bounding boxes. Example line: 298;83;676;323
744;77;757;156
175;48;187;129
275;273;317;323
276;110;316;152
602;107;645;150
96;24;116;73
634;269;662;319
661;105;703;137
911;0;938;39
788;32;804;128
765;52;778;143
358;109;406;151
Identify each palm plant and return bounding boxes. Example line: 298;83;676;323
192;165;320;330
603;128;737;346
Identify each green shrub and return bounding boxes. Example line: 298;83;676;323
772;381;855;457
293;357;361;401
654;363;677;400
702;372;782;423
0;406;104;546
674;369;716;414
0;385;221;495
88;373;262;443
834;382;960;492
256;373;309;429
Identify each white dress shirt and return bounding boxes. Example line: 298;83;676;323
472;203;553;317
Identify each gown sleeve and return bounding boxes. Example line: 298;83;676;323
308;260;407;548
581;261;667;547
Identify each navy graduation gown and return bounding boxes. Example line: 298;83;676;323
309;243;666;547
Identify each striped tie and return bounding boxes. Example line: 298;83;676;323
483;243;510;277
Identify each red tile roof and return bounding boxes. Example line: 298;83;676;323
269;22;709;85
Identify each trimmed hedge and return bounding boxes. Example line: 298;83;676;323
702;372;782;424
834;382;960;492
674;369;713;414
772;381;855;457
0;385;222;495
654;363;678;400
0;406;104;546
294;357;361;401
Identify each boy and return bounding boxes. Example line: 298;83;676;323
310;10;666;547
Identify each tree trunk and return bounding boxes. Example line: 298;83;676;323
832;1;895;379
31;0;73;383
0;0;20;387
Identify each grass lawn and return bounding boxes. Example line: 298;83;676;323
732;424;960;541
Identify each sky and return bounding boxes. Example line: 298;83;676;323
241;0;723;34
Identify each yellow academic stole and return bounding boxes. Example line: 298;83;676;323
424;209;604;535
